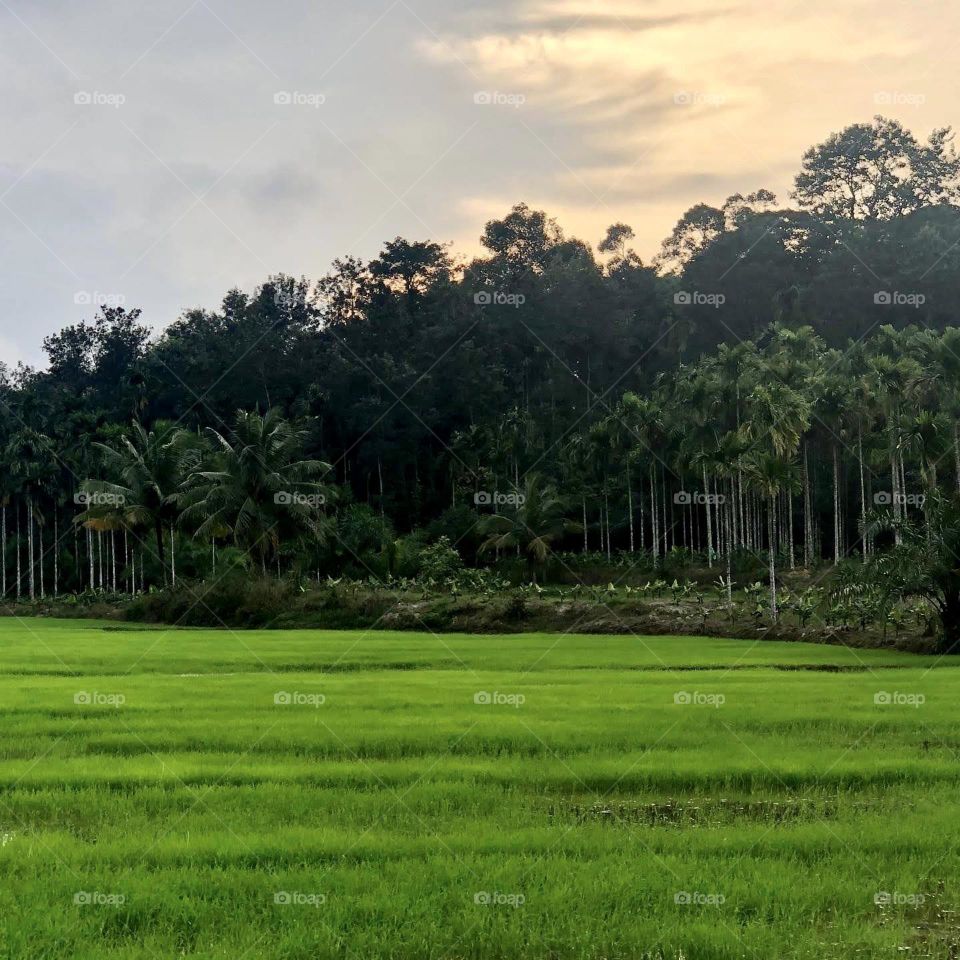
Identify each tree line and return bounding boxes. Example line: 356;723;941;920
1;116;960;614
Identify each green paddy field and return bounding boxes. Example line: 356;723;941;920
0;618;956;958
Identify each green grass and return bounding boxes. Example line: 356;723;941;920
0;618;956;958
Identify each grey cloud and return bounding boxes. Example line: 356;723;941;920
0;0;952;366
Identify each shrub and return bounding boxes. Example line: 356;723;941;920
426;505;482;558
418;536;464;582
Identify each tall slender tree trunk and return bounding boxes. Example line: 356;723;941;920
155;521;166;586
702;465;713;568
768;495;778;619
788;491;795;570
16;504;21;600
26;494;34;601
730;474;739;552
626;462;634;553
725;493;733;605
377;456;385;517
661;466;668;555
954;422;960;493
639;485;646;551
604;491;611;561
650;466;659;564
858;428;868;562
803;444;812;567
832;447;840;565
719;479;727;557
38;521;44;599
891;451;902;545
900;454;907;515
737;469;745;549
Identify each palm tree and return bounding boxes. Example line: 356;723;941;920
869;352;923;544
744;452;800;619
179;408;332;574
478;473;580;583
601;406;639;553
5;429;57;601
559;433;593;553
587;419;617;559
815;368;856;565
868;491;960;654
621;391;666;563
934;328;960;492
79;421;197;586
900;410;949;496
0;465;13;599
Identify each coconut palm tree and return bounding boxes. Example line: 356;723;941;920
179;408;333;575
478;473;580;583
78;421;198;586
868;491;960;654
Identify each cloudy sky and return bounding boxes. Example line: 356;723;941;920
1;0;956;365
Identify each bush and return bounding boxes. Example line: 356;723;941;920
426;506;482;558
127;575;293;627
418;536;464;581
319;504;395;579
390;532;428;578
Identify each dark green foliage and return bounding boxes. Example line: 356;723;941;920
1;117;959;646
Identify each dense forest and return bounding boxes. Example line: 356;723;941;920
3;115;960;629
